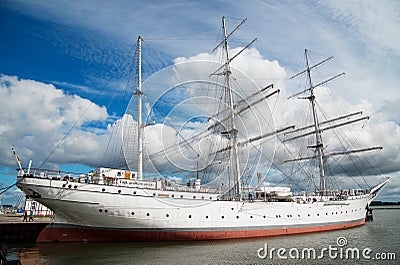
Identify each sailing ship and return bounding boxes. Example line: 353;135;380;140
16;17;389;242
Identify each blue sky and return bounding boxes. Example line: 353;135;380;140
1;0;399;204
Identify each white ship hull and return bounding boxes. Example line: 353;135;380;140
17;176;385;242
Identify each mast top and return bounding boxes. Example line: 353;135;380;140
212;17;247;53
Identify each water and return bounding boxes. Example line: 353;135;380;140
7;209;400;264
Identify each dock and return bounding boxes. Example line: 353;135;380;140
0;215;51;243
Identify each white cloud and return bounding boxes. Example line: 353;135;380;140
0;75;111;168
311;0;400;118
317;0;400;55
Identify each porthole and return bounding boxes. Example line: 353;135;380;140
209;197;212;200
171;194;175;198
202;196;204;199
221;216;224;219
131;212;135;215
74;185;77;189
326;213;328;215
250;216;253;219
193;196;196;199
153;193;156;196
308;214;310;217
263;215;266;218
146;213;150;216
99;209;103;213
118;190;121;193
68;185;72;188
166;214;169;217
62;184;66;188
104;209;108;213
102;188;105;192
236;216;239;219
133;191;137;195
231;208;234;211
205;215;209;219
188;215;192;219
317;214;320;216
180;195;183;198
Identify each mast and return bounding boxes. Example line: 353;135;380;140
210;17;259;200
222;16;242;200
136;36;143;180
286;50;383;193
304;49;326;192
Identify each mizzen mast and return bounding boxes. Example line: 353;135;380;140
287;49;382;193
288;49;345;193
305;49;327;192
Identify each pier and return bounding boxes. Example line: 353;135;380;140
0;215;51;243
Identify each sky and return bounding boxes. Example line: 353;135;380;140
0;0;399;204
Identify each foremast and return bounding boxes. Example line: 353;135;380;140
135;36;144;180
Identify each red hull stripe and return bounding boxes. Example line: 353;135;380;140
36;219;366;242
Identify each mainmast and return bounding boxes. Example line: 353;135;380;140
304;49;326;192
210;17;286;199
135;36;143;180
210;17;255;200
221;16;242;200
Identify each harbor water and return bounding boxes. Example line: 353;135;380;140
6;209;400;264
